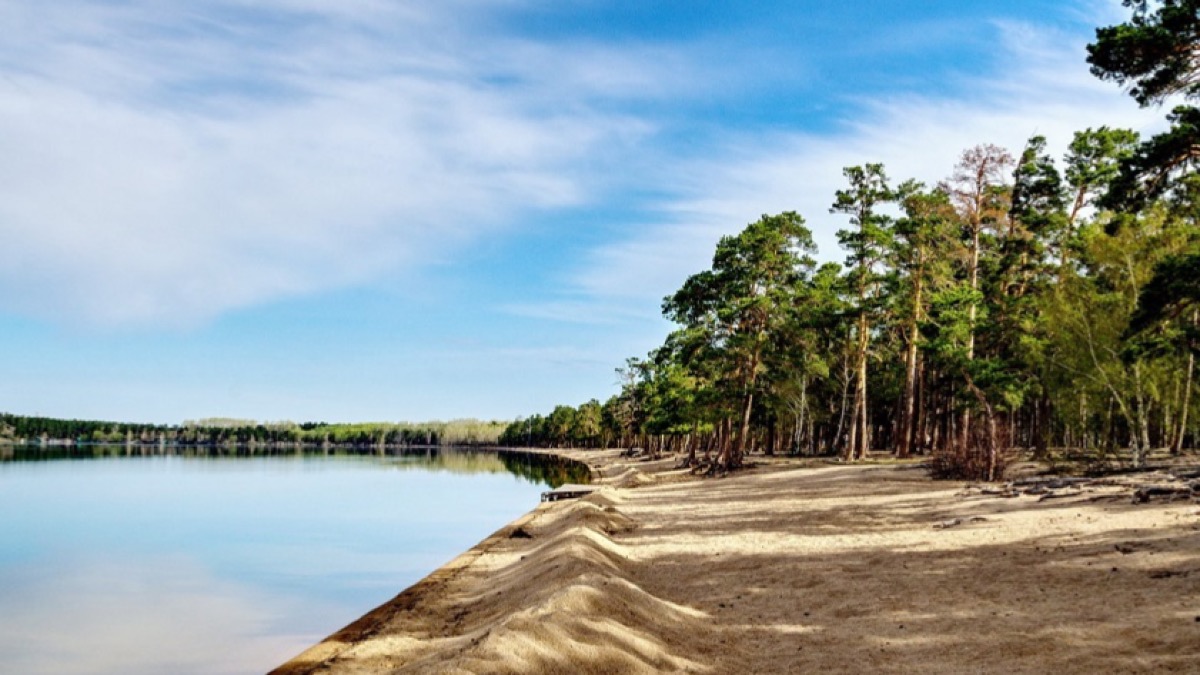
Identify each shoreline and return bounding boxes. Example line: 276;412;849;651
272;450;1200;674
269;446;615;675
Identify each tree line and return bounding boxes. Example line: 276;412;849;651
504;1;1200;479
0;413;508;449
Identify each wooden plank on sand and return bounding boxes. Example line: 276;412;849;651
540;484;597;502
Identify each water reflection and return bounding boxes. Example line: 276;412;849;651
496;450;591;487
0;445;590;487
0;555;314;675
0;447;588;674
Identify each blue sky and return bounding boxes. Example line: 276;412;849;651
0;0;1166;424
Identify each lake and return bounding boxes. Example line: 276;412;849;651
0;446;578;675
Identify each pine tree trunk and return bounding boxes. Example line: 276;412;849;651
961;224;980;452
848;311;870;461
734;346;762;467
914;359;927;454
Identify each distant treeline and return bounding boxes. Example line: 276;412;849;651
0;413;507;448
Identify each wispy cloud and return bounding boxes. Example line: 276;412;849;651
0;1;661;327
562;16;1165;317
501;298;651;325
0;0;1162;338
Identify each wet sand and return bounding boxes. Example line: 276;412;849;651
272;450;1200;674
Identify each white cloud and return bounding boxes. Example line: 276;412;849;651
565;17;1167;313
0;0;1164;335
0;0;656;327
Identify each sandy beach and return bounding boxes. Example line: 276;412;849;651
272;450;1200;674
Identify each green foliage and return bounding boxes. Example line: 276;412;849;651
663;212;818;466
834;163;897;292
1105;106;1200;208
1127;251;1200;339
1088;0;1200;106
1065;127;1140;214
925;284;986;371
1091;2;1200;210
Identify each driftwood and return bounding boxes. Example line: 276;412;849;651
934;516;989;529
1167;467;1200;480
979;487;1019;498
965;471;1199;505
1132;485;1197;504
1011;476;1092;489
1147;568;1194;579
1038;490;1084;502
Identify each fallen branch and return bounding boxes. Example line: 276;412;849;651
1039;490;1084;502
934;516;989;529
1132;485;1196;504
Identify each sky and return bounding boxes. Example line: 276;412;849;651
0;0;1170;425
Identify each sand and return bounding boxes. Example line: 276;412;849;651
272;450;1200;674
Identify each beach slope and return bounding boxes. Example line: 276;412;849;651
273;451;1200;674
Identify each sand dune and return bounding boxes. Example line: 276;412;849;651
273;451;1200;674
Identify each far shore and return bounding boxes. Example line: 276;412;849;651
272;448;1200;674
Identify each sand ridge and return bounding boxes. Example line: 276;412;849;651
273;451;1200;674
272;450;714;674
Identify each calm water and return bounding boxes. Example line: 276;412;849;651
0;447;575;675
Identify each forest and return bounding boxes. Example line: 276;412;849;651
500;1;1200;480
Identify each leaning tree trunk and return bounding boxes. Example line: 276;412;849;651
792;372;808;455
735;390;754;467
1176;350;1194;454
1174;314;1196;454
1133;362;1151;467
835;333;851;455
